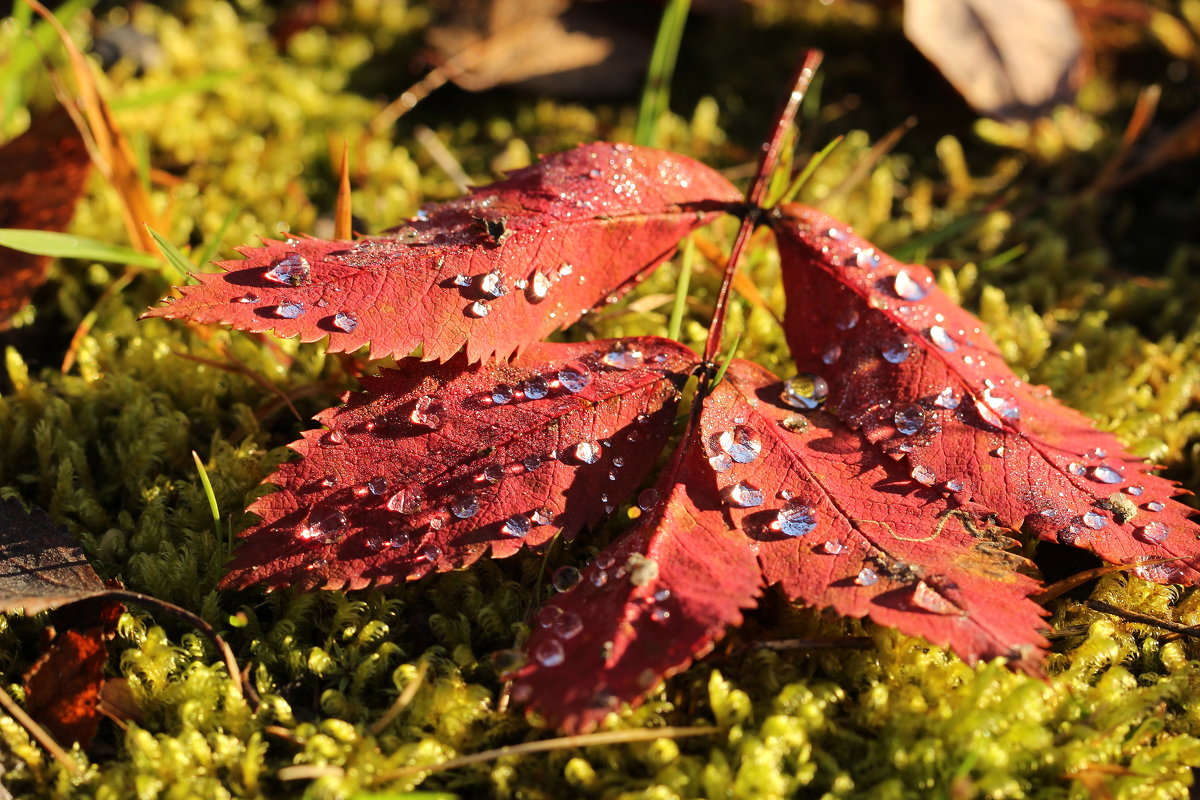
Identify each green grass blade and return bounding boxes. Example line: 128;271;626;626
889;213;982;263
709;333;741;391
0;0;96;94
667;237;695;342
193;202;242;270
0;228;160;267
146;225;193;281
109;69;243;111
634;0;691;147
191;450;223;548
780;135;844;205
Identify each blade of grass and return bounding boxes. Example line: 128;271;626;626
108;69;242;111
191;450;222;544
709;333;740;390
335;140;352;240
146;225;192;282
193;202;242;269
780;135;844;204
634;0;691;147
0;0;95;130
821;116;916;203
0;228;160;267
667;236;695;342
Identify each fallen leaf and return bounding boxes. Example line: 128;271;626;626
0;499;107;615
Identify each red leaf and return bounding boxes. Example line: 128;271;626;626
144;143;740;362
701;360;1047;670
0;106;92;328
511;431;762;734
220;337;698;591
773;203;1200;584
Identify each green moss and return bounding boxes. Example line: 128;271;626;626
2;1;1200;798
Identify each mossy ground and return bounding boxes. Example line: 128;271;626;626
2;1;1200;798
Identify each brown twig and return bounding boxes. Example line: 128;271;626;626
821;116;917;203
1085;600;1200;639
0;689;82;778
369;658;430;735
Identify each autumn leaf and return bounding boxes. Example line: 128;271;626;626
0;499;107;615
772;203;1200;584
514;359;1048;731
220;337;698;591
145;143;741;362
0;106;92;328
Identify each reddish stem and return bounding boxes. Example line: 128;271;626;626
701;50;823;366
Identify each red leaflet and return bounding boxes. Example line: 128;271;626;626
772;203;1200;583
511;429;762;734
220;337;697;591
0;106;92;328
515;360;1048;731
144;143;740;362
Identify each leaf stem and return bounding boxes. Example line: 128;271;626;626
701;50;822;367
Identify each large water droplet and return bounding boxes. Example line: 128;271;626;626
574;441;601;464
1147;501;1166;512
480;464;505;484
775;500;817;537
709;453;733;473
299;509;346;540
387;488;423;514
333;311;358;332
637;488;660;511
323;429;345;446
894;404;926;436
467;300;490;318
1089;465;1123;485
601;344;644;369
719;425;762;464
502;513;531;538
722;481;764;508
523;375;549;399
893;271;928;301
835;309;860;330
265;252;312;286
822;540;846;555
276;301;305;319
530;507;555;525
983;389;1021;420
526;271;550;303
1136;521;1169;544
367;476;389;495
491;384;514;405
780;414;810;433
933;387;960;409
554;612;583;639
927;325;957;352
552;566;582;593
911;581;956;614
477;270;507;298
881;341;912;364
558;363;592;393
1126;485;1145;497
855;248;881;269
821;345;842;365
409;395;443;429
855;567;878;586
944;478;965;492
910;464;937;486
781;374;829;410
535;638;565;667
453;274;472;287
235;292;260;303
1057;526;1081;545
1082;510;1107;530
451;494;480;519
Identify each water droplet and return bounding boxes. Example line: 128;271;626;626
467;300;490;318
821;345;842;365
421;544;442;562
1067;462;1085;476
387;488;423;514
933;387;960;409
653;588;671;602
855;567;878;586
944;478;965;492
558;363;592;393
491;384;514;405
927;325;957;352
855;248;881;268
321;475;337;487
708;453;733;473
983;390;1021;420
590;570;609;588
523;375;549;399
835;309;860;330
1057;526;1082;545
1089;465;1123;484
722;481;764;508
781;374;829;410
780;414;810;434
1146;501;1166;512
477;270;507;298
535;605;563;628
234;292;259;303
822;540;846;555
479;464;505;484
502;514;530;538
323;429;345;446
574;441;601;464
552;566;581;592
894;405;926;436
409;396;443;429
265;252;312;286
719;425;762;464
554;612;583;639
1126;485;1144;496
299;509;346;540
451;494;480;519
650;608;671;622
558;262;575;277
491;649;526;674
530;507;555;525
910;465;937;486
333;311;358;332
453;273;472;287
528;272;549;303
367;476;388;495
534;638;565;667
881;341;912;364
1082;510;1107;530
991;446;1006;457
911;581;957;614
775;500;817;537
637;488;660;511
601;344;644;369
827;227;846;240
893;271;928;301
1136;521;1169;544
276;301;305;319
974;398;1005;429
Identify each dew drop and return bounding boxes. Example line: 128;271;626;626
893;271;928;301
276;301;305;319
323;429;345;446
265;252;312;286
525;270;551;303
574;441;602;464
835;308;860;330
523;375;549;399
911;581;957;614
409;396;443;430
387;488;423;514
234;292;259;303
590;570;609;588
502;513;531;538
855;567;878;586
722;481;764;508
637;488;660;511
650;608;671;622
298;509;346;540
601;344;644;369
708;453;733;473
453;273;472;287
467;300;490;318
554;612;583;639
477;270;508;298
1089;465;1123;485
881;341;912;364
535;638;565;667
480;464;505;484
719;425;762;464
775;500;817;537
933;387;960;410
781;374;829;410
780;414;810;433
1057;526;1081;545
1126;485;1144;497
451;494;480;519
522;455;546;472
821;345;842;365
910;465;937;486
558;363;592;393
332;311;358;332
1136;521;1169;544
944;478;965;492
535;605;563;628
421;544;442;562
1082;510;1108;530
894;404;926;436
1146;501;1166;512
552;566;582;592
530;507;555;525
1067;462;1086;476
927;325;957;352
855;248;881;268
321;475;337;487
491;384;514;405
822;540;846;555
367;476;388;495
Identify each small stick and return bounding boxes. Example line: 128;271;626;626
0;688;82;778
369;659;429;735
753;636;874;652
335;141;353;240
1085;600;1200;639
415;126;472;194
